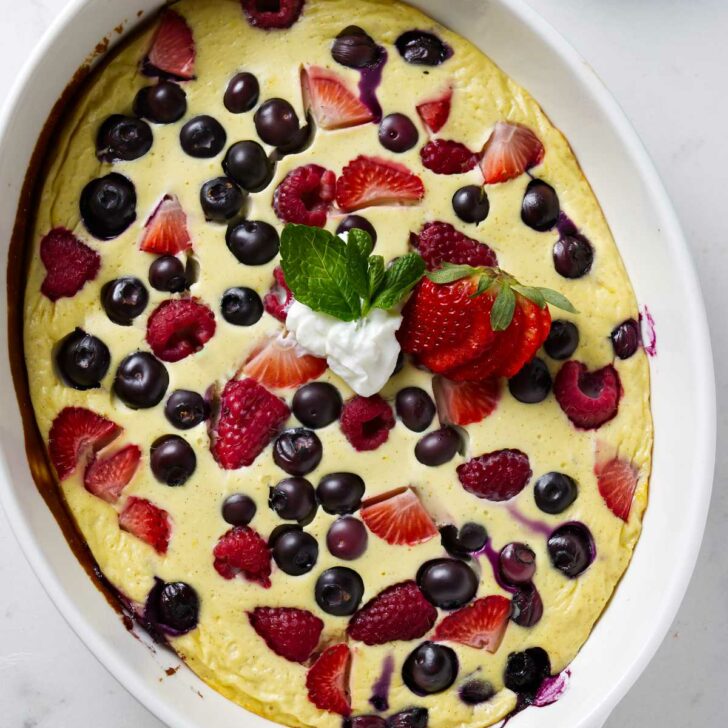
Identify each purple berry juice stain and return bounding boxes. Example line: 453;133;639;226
640;305;657;357
358;48;387;122
369;653;394;711
506;503;553;537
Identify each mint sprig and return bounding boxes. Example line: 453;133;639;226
427;262;577;331
280;224;425;321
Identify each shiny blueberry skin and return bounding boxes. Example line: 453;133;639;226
511;584;544;627
452;185;490;225
134;81;187;124
395;30;451;66
344;717;387;728
226;220;280;265
332;26;381;68
273;428;323;476
336;215;378;245
547;522;595;578
553;234;594;278
521;179;560;232
534;472;578;514
440;522;488;558
316;472;365;514
224;72;260;113
101;277;149;326
96;115;153;162
292;382;343;429
223;140;272;191
396;387;435;432
508;357;552;404
254;98;300;147
379;113;419;153
544;320;579;360
222;493;257;526
499;542;537;585
220;287;263;326
459;679;495;705
402;641;458;696
271;527;319;576
200;176;245;222
164;389;208;429
180;115;227;158
504;647;551;695
611;318;641;359
55;328;110;390
314;566;364;616
150;434;196;486
326;516;368;560
417;558;478;609
113;351;168;409
80;173;137;240
268;477;317;523
274;118;314;156
146;580;199;635
148;255;188;293
414;427;460;466
386;708;429;728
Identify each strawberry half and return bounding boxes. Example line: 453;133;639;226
480;122;544;184
146;298;216;363
248;606;323;662
306;643;351;716
433;595;511;651
243;331;327;389
213;526;272;587
40;228;100;302
84;444;141;503
595;445;638;521
416;86;452;134
336;155;424;212
48;407;121;480
301;66;374;130
119;497;172;554
139;195;192;255
433;377;501;426
145;10;195;80
360;487;437;546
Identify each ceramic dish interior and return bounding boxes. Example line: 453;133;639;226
0;1;715;728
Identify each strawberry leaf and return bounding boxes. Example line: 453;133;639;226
426;263;479;284
512;284;546;308
471;275;494;299
491;283;516;331
539;287;578;313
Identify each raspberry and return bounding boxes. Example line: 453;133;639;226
340;395;394;451
274;164;336;227
414;221;498;271
40;228;100;302
420;139;479;175
146;298;216;362
248;606;323;662
347;581;437;645
263;266;293;322
241;0;305;29
213;526;272;587
457;449;532;501
554;361;622;429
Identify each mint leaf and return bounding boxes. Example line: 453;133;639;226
539;287;578;313
367;255;385;299
512;283;546;308
346;228;374;257
372;253;426;310
346;234;371;301
491;283;516;331
280;224;361;321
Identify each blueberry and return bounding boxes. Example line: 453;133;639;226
269;477;317;523
417;558;478;609
221;286;263;326
292;382;343;429
511;584;544;627
113;351;168;409
80;173;137;240
504;647;551;695
222;493;257;526
274;118;314;156
336;215;378;245
134;81;187;124
224;72;260;113
254;98;301;147
180;115;227;157
459;679;494;705
55;328;110;390
386;708;429;728
164;389;208;429
499;542;536;585
379;113;419;153
534;472;578;514
101;276;148;326
414;427;460;466
396;387;435;432
440;522;487;557
96;115;153;162
547;522;594;577
223;140;272;191
314;566;364;616
611;318;641;359
150;434;196;486
553;234;594;278
316;472;365;514
521;179;560;232
226;220;280;265
508;357;552;403
146;579;199;635
332;26;381;69
326;516;368;560
395;30;451;66
452;185;490;225
148;255;188;293
200;176;245;222
273;428;323;476
344;717;387;728
544;320;579;360
271;528;319;576
402;642;458;695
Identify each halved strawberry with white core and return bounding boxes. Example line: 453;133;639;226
243;331;327;389
301;66;374;130
145;10;195;80
433;595;511;651
416;86;452;134
306;643;351;716
433;376;501;426
84;444;141;503
480;122;545;184
595;443;638;521
360;487;437;546
48;407;121;480
119;496;171;554
140;195;192;254
336;155;425;212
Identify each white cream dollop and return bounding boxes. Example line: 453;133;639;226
286;301;402;397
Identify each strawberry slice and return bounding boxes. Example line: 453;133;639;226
416;86;452;134
360;487;437;546
119;496;172;554
433;377;501;426
594;445;638;521
480;122;544;184
248;606;323;663
433;595;511;651
336;155;425;212
263;266;294;322
306;643;351;716
40;228;100;302
243;331;327;389
213;526;272;586
84;444;141;503
145;10;195;80
48;407;121;480
139;195;192;254
301;66;374;130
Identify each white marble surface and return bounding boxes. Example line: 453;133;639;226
1;0;726;726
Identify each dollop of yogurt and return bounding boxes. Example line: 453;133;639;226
286;301;401;396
